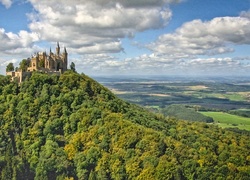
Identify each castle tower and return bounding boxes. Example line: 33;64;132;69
43;51;46;60
56;42;60;56
7;42;69;83
64;46;67;55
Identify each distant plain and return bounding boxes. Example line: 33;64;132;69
96;76;250;131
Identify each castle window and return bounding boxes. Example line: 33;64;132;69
33;63;35;67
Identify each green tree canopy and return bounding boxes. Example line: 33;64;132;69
163;104;214;123
19;59;29;71
70;62;76;72
0;71;249;179
6;63;14;72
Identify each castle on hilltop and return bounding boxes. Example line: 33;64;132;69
6;42;68;83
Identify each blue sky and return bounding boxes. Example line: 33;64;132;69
0;0;249;76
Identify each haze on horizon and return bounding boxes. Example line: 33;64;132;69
0;0;249;77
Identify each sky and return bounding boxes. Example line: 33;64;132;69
0;0;250;77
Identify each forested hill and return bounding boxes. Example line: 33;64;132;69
0;71;249;179
163;104;214;123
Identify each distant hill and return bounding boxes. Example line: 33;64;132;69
163;104;214;123
0;71;249;179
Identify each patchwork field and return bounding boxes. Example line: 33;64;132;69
200;112;250;131
97;76;250;131
102;80;250;110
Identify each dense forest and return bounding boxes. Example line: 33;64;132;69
162;104;214;123
0;71;249;179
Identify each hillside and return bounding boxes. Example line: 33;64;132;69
163;104;214;123
0;71;250;179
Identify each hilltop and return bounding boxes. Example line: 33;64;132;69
0;71;249;179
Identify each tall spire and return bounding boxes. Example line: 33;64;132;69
56;42;60;55
49;47;52;56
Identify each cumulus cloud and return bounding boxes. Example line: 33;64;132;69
0;58;18;67
240;10;250;19
1;0;248;77
27;0;174;54
0;57;17;73
76;53;250;76
147;16;250;57
0;28;40;56
0;0;12;8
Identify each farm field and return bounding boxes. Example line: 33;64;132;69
97;76;250;110
96;76;250;131
201;112;250;131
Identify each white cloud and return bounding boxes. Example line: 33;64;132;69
0;0;12;8
76;53;250;76
0;1;248;77
0;28;40;56
0;58;18;67
240;10;250;19
73;54;123;75
148;16;250;57
0;58;18;75
27;0;174;54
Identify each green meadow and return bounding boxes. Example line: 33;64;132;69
201;111;250;131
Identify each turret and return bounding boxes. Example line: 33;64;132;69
43;51;46;59
56;42;60;56
50;47;52;56
64;47;67;55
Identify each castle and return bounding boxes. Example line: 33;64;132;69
6;42;68;83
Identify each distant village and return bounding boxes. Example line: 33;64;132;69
6;43;68;83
